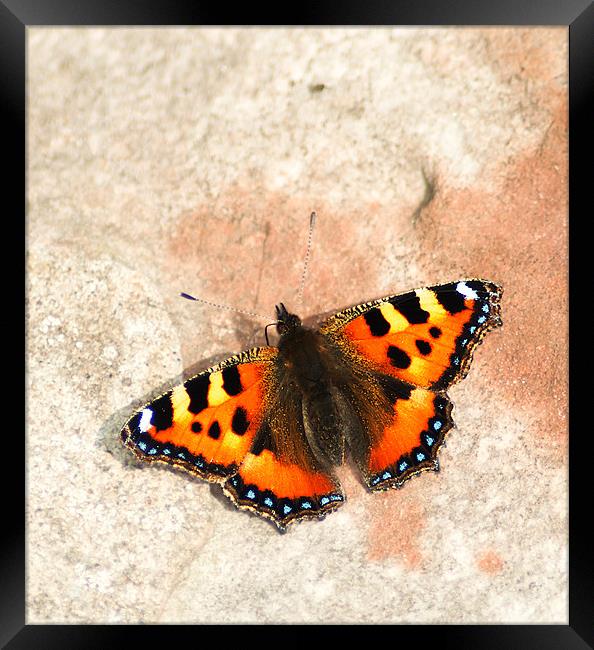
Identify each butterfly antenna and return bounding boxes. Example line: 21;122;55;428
296;211;317;310
180;292;270;321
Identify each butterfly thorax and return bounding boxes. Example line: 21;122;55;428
278;324;328;385
275;304;336;386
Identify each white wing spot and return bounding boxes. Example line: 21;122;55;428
139;408;153;432
456;282;479;301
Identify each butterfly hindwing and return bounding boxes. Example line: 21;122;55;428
121;347;277;481
224;445;345;530
353;374;453;490
319;279;502;391
224;390;346;529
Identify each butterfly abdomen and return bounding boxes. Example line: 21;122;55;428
302;387;346;466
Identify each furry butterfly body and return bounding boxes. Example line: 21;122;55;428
122;279;502;530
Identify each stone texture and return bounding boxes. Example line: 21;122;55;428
27;27;567;623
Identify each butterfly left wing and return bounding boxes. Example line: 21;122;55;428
319;279;502;490
122;345;345;529
121;347;277;481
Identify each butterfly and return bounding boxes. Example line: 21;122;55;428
121;275;502;531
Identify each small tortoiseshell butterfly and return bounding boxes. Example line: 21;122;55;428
121;215;502;530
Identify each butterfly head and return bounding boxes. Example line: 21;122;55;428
275;303;302;337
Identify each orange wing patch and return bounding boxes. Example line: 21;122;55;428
224;421;345;529
121;347;276;481
321;280;502;390
362;384;453;490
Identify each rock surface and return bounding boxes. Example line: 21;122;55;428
27;27;567;623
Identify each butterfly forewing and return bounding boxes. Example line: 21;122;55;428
319;279;502;391
121;347;277;480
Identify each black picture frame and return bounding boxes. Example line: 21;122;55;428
9;1;590;647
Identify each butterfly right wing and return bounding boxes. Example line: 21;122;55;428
320;279;502;391
319;279;502;490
